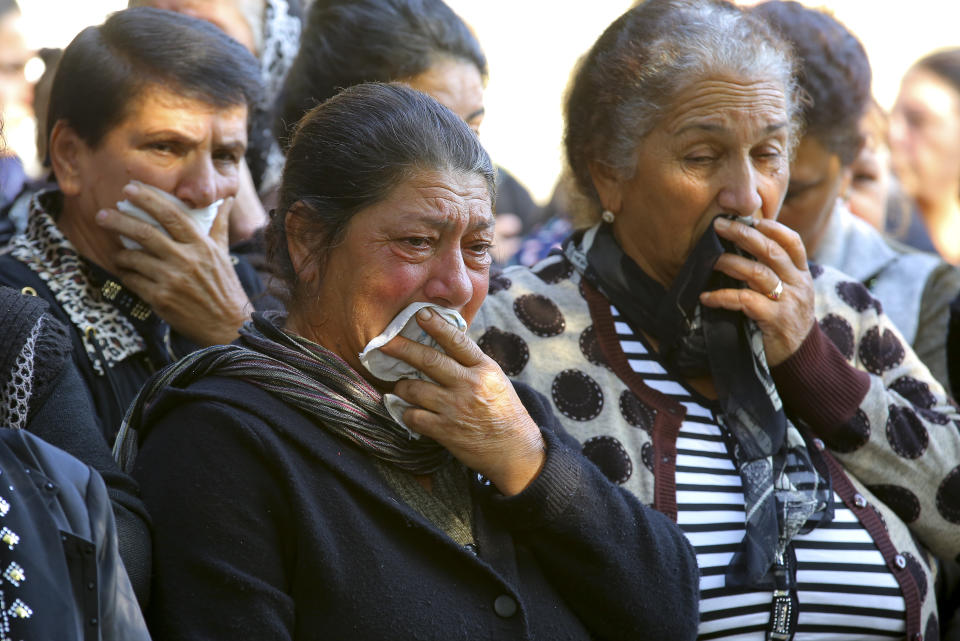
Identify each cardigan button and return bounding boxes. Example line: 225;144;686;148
894;554;907;569
476;473;492;487
812;438;825;450
463;543;478;556
853;494;867;509
912;634;922;641
493;595;517;618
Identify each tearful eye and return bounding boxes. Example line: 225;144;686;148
470;242;492;254
214;151;241;165
148;142;175;154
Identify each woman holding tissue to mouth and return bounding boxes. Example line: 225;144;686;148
0;8;268;444
118;83;699;641
468;2;960;638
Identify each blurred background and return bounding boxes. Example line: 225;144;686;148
8;0;960;202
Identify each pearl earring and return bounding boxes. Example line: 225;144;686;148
601;210;615;224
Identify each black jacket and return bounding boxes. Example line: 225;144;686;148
134;377;700;641
0;251;268;445
0;286;152;604
0;428;150;640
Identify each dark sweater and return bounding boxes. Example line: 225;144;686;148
134;377;700;641
0;286;152;604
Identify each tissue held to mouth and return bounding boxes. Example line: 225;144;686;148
116;180;223;249
359;302;467;433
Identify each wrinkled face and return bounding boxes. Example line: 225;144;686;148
890;68;960;204
598;77;791;286
60;84;247;236
405;58;485;134
778;136;850;255
291;170;494;379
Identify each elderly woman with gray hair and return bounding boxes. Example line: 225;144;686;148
470;1;960;639
120;82;699;640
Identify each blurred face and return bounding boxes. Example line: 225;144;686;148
0;11;32;113
60;84;247;235
778;136;849;255
291;171;494;380
847;131;891;230
598;77;790;286
406;58;485;134
890;68;960;204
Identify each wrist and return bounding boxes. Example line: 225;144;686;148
487;420;546;496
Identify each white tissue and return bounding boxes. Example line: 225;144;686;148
116;181;223;249
359;302;467;436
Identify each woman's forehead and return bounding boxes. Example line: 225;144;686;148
373;172;493;222
660;77;789;136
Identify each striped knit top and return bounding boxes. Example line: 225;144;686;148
611;304;907;640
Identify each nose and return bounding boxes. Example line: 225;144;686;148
716;157;763;218
173;155;218;209
423;246;474;310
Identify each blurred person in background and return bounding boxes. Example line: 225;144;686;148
754;1;960;395
850;99;937;253
277;0;538;265
848;100;893;232
0;0;32;206
890;47;960;264
0;8;267;446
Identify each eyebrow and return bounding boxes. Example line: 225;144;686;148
421;216;494;232
465;107;485;122
674;121;788;136
216;141;247;153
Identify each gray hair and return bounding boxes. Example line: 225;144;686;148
564;0;803;225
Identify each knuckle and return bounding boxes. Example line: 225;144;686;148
422;348;446;369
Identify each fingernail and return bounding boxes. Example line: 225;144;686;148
714;217;730;229
416;307;433;321
95;210;108;223
123;182;140;197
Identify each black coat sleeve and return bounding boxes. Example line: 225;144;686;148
27;357;154;606
479;382;701;641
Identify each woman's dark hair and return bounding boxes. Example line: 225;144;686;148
267;82;495;306
913;48;960;98
564;0;801;226
751;1;871;166
47;7;262;150
274;0;486;146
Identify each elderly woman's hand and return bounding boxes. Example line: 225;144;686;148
95;183;253;347
700;217;816;366
378;308;546;496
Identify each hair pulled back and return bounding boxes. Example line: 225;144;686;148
266;82;495;306
564;0;802;225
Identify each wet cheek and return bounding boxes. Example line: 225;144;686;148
460;272;489;324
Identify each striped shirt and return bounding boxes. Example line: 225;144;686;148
612;305;906;640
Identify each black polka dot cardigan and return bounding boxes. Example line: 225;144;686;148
471;255;960;640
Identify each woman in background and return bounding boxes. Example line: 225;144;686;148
890;47;960;264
